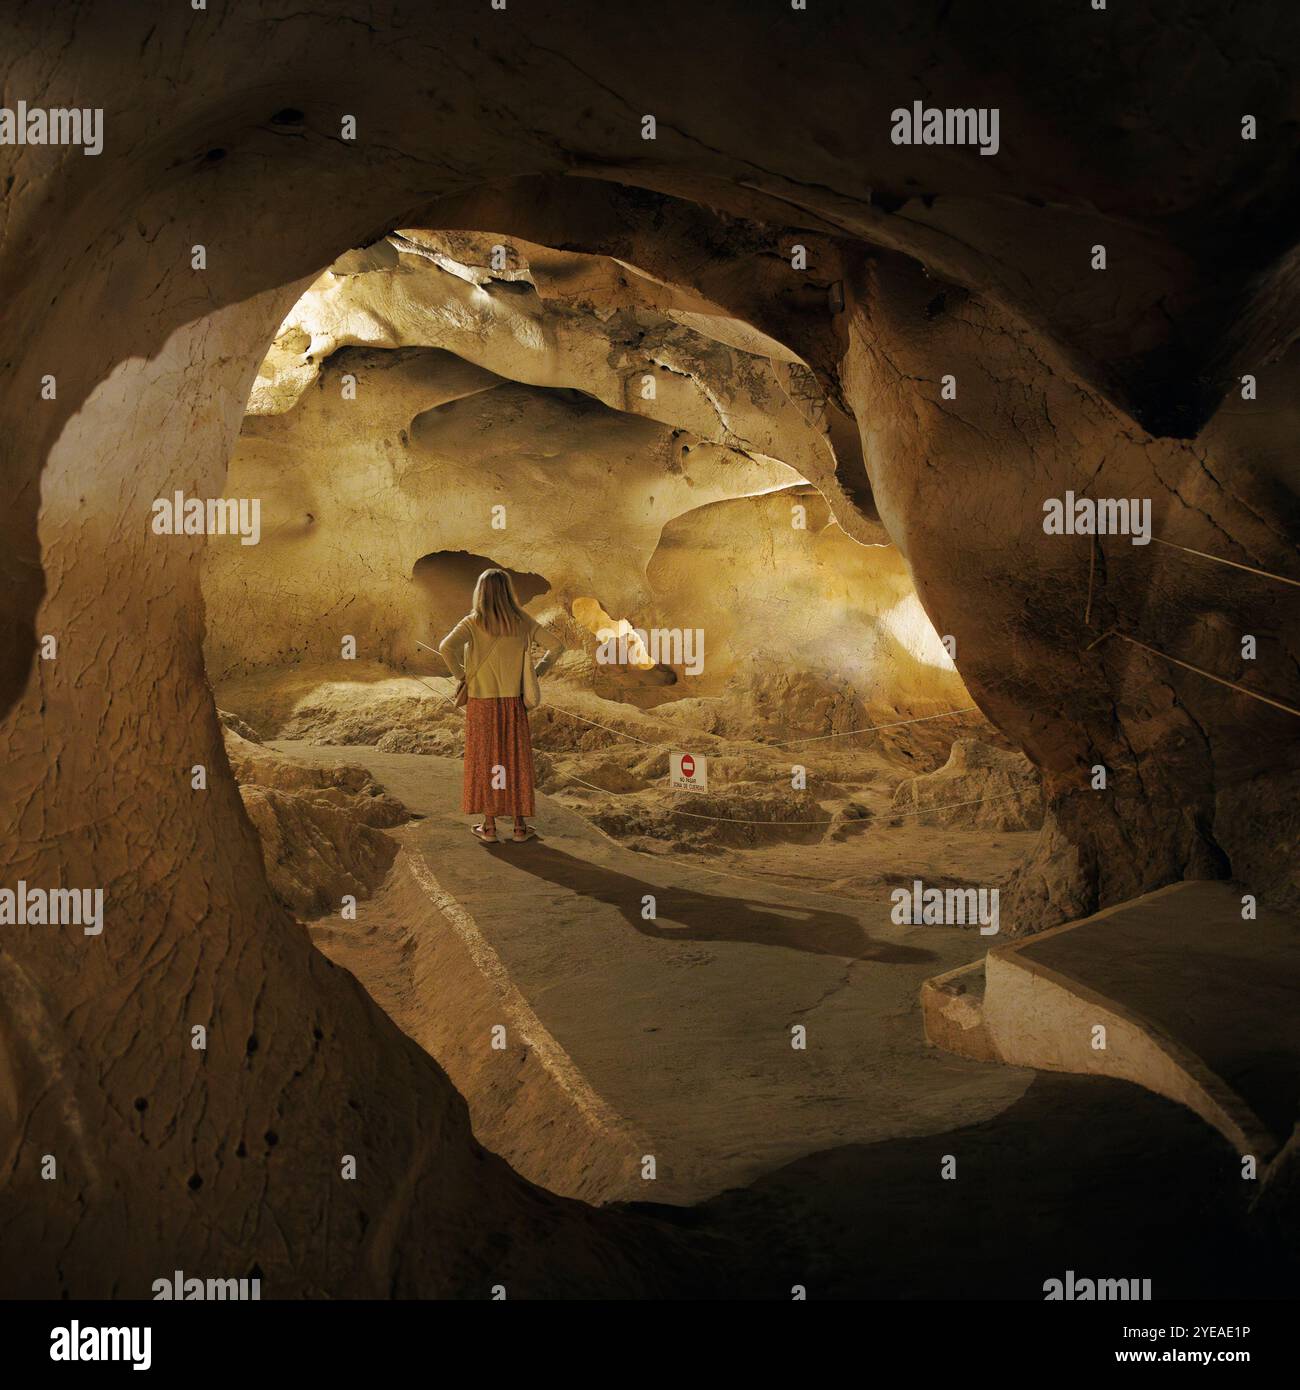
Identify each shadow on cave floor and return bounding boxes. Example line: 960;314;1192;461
630;1072;1299;1300
491;840;934;963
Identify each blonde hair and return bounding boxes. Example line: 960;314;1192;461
470;568;529;637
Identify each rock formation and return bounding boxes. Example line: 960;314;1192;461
223;726;410;918
891;739;1044;833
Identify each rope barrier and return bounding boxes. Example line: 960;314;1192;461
564;771;842;823
412;640;982;753
562;771;1038;826
534;705;661;747
1149;535;1300;590
648;787;1037;826
766;706;980;749
1087;629;1300;719
406;646;1034;825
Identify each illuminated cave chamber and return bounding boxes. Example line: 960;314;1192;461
194;223;1044;1200
202;226;1005;844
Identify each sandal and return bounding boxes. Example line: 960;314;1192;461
471;824;498;843
512;825;537;842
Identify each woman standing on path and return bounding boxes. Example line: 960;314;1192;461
438;569;564;843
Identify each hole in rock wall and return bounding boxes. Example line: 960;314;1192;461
571;595;677;699
412;550;549;637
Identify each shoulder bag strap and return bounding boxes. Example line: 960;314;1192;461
464;631;502;685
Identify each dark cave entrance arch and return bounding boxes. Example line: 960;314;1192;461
411;549;550;640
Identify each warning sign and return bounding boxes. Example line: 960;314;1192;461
670;750;707;792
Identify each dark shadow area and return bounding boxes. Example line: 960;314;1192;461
493;840;936;963
1021;911;1300;1146
634;1073;1300;1299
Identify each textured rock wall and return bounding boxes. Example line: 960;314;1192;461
644;486;969;723
223;726;410;919
204;345;797;682
839;249;1299;921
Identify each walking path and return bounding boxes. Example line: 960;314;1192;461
276;740;1033;1202
273;742;1297;1295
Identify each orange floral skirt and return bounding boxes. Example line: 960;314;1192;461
461;696;536;818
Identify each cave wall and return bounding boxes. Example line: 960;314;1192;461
1;285;696;1297
839;249;1300;920
251;232;842;495
203;346;798;683
645;487;970;727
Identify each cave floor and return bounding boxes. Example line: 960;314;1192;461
274;740;1035;1204
272;739;1297;1296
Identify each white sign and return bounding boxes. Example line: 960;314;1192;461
670;750;707;793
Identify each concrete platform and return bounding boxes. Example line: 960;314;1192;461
924;881;1300;1161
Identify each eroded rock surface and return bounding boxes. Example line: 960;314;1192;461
224;730;409;918
891;739;1043;833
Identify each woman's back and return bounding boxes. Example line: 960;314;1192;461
440;614;535;699
436;611;564;700
437;565;564;700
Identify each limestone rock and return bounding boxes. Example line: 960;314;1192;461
891;739;1043;831
237;783;400;920
224;731;410;917
375;726;464;757
216;708;264;743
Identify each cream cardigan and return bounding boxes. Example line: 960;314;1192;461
438;615;564;699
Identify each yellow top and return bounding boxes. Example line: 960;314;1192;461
438;615;564;699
